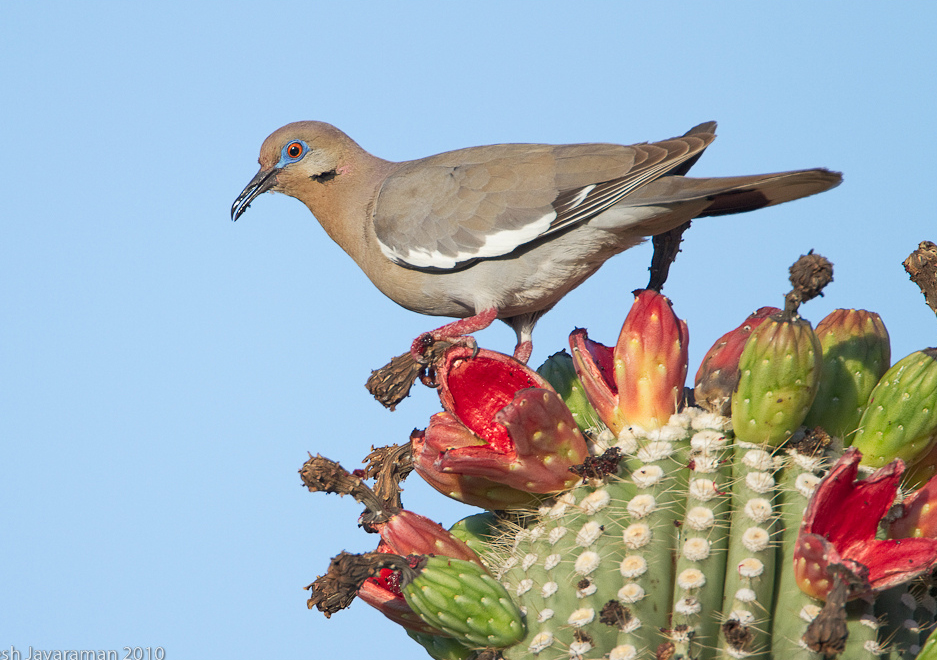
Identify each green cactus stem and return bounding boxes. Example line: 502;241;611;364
448;512;501;557
877;584;925;660
718;441;782;659
920;625;937;660
769;434;830;659
876;580;937;660
670;411;733;659
406;630;476;660
302;247;937;660
499;452;639;659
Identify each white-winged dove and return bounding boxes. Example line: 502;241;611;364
232;121;840;362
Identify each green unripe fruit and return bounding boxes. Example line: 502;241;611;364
919;626;937;660
537;350;601;433
406;631;475;660
402;555;526;649
732;314;823;446
852;348;937;469
803;309;890;441
448;513;500;557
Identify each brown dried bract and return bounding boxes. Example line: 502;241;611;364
803;571;850;657
904;240;937;316
573;629;594;646
569;447;622;480
305;551;415;618
299;454;395;527
472;651;504;660
366;350;424;410
789;427;832;457
366;340;456;410
300;454;367;497
362;443;413;511
785;250;833;316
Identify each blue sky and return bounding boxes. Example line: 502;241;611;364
1;3;935;659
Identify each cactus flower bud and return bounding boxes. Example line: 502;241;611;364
803;309;890;440
793;448;937;600
852;348;937;469
359;512;486;632
732;312;823;446
412;347;589;509
695;307;779;415
376;510;483;566
401;555;526;648
570;289;688;434
357;547;448;634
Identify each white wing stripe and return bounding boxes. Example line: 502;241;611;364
565;184;596;210
379;210;558;269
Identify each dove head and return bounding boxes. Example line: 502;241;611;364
231;121;367;222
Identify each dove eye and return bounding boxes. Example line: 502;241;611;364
286;141;304;159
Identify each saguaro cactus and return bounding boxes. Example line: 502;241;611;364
304;246;937;660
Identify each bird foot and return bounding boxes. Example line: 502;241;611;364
410;332;436;364
409;308;499;363
410;332;477;364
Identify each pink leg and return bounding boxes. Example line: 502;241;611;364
410;307;499;361
512;339;533;364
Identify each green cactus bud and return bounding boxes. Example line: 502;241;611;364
732;314;823;446
537;350;602;433
852;348;937;469
920;626;937;660
448;513;500;558
402;555;526;649
406;630;475;660
803;309;890;441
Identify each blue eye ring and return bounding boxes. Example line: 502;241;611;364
279;140;308;165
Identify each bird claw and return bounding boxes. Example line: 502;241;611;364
419;366;439;389
410;333;436;365
463;335;479;359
